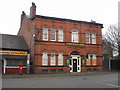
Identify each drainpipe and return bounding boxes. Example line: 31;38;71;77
27;54;30;73
3;59;6;74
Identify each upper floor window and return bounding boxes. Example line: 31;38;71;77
92;33;96;44
42;52;48;66
58;29;63;42
50;28;56;41
72;30;78;43
43;28;48;40
86;32;90;44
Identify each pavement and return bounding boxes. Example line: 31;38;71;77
2;71;117;79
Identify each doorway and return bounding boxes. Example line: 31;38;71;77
73;59;77;72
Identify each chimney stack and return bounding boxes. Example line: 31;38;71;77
30;2;36;18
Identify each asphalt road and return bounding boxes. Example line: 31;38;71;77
2;72;119;88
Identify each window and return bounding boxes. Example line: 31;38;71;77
86;32;90;43
6;59;26;66
92;33;96;44
58;53;63;65
50;28;56;41
38;31;40;40
58;29;63;41
72;30;78;42
92;54;97;66
42;52;48;65
50;53;56;65
86;53;91;66
43;28;48;40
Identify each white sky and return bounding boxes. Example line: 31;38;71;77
0;0;119;35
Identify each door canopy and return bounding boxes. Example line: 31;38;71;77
70;51;80;55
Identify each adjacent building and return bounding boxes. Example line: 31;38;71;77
18;3;103;73
0;34;29;74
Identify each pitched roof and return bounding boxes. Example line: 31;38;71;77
0;34;29;51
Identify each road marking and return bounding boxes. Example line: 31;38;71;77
106;84;120;88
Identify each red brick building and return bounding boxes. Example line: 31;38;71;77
18;3;103;73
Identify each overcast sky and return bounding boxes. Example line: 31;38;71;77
0;0;119;35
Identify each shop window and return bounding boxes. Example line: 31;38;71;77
58;29;63;42
50;53;56;66
50;28;56;41
86;32;90;44
92;33;96;44
43;28;48;40
72;30;78;43
58;53;63;66
86;53;91;66
92;54;97;66
6;59;26;66
42;52;48;65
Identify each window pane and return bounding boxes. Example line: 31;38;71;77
86;32;90;43
58;53;63;65
50;53;56;65
92;33;96;44
58;29;63;41
72;30;78;42
42;52;48;65
51;29;56;40
43;28;48;40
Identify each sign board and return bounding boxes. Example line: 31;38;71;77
66;58;70;65
0;50;27;56
103;54;108;56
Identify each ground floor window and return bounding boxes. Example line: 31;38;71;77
50;53;56;66
42;52;48;65
92;54;97;66
58;53;63;66
86;53;91;66
6;59;26;66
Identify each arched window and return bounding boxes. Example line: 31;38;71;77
92;33;96;44
43;28;48;40
58;29;63;42
50;53;56;65
72;30;78;43
42;52;48;65
86;53;91;66
86;32;90;43
92;54;97;66
58;53;63;65
50;28;56;41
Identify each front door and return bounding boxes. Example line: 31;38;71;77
73;59;77;72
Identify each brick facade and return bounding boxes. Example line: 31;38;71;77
18;3;103;73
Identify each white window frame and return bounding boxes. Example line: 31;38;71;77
42;52;48;66
43;28;48;40
86;32;90;44
92;54;96;59
58;29;63;42
92;33;96;44
58;53;63;66
50;53;56;66
72;30;78;43
50;28;56;41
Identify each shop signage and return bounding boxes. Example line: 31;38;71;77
66;58;70;65
66;43;85;48
0;50;27;56
82;59;86;64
